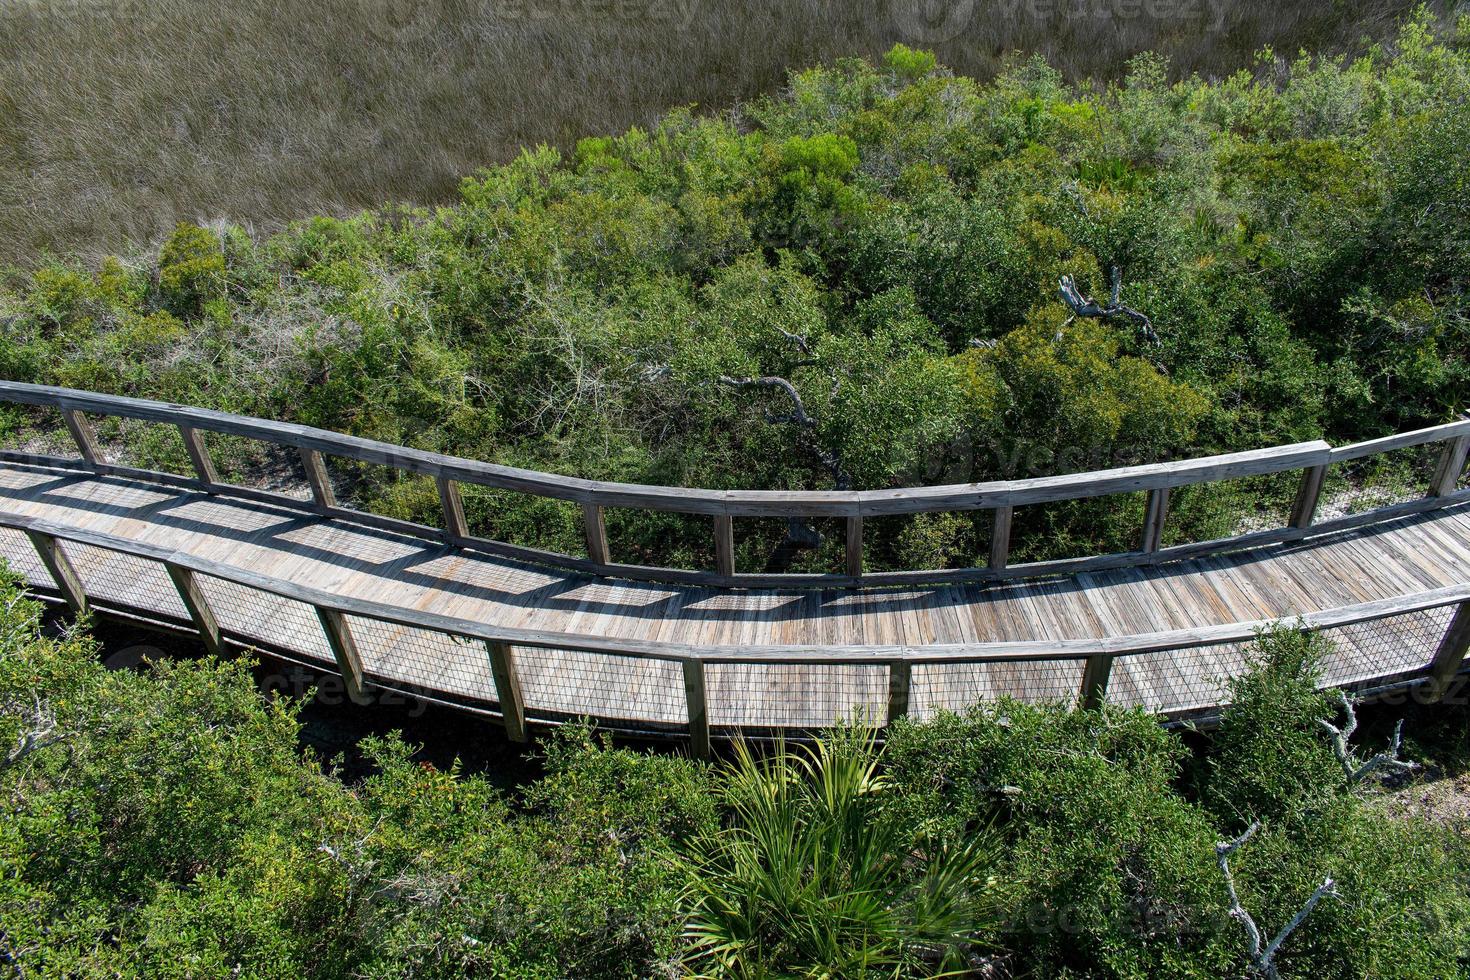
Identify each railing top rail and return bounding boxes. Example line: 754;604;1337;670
9;379;1454;516
4;509;1466;666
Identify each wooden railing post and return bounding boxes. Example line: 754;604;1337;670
989;505;1013;570
582;503;610;566
437;476;469;544
845;516;863;579
299;448;336;512
683;659;711;759
1430;434;1470;498
1290;464;1328;529
1425;602;1470;702
61;408;102;469
25;531;87;613
314;607;372;705
178;424;219;489
886;660;911;723
713;516;735;578
1141;488;1170;553
486;641;528;742
1079;654;1113;710
165;562;225;658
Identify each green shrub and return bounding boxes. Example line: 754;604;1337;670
1202;625;1344;829
156;222;227;315
884;702;1235;978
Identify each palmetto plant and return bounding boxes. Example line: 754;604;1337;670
680;728;1002;978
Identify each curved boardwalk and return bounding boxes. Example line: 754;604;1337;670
1;383;1469;749
2;460;1469;733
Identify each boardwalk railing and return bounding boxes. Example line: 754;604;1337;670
1;382;1467;588
3;511;1469;755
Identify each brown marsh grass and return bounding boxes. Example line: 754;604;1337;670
0;0;1444;265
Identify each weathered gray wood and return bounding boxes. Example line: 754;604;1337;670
299;448;337;511
486;641;528;742
845;516;864;578
886;660;911;722
165;561;224;658
989;505;1013;570
582;502;610;565
1079;655;1113;709
1141;488;1170;553
714;515;735;577
0;382;1455;591
1330;418;1470;462
1425;602;1470;701
437;476;469;544
1431;434;1470;498
314;607;372;705
5;508;1470;668
61;408;102;469
178;425;219;488
683;659;711;758
25;530;87;613
1290;464;1327;529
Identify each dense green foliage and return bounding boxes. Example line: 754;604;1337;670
0;571;713;978
3;16;1470;571
2;572;1468;977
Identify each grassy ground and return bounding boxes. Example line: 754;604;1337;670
0;0;1445;266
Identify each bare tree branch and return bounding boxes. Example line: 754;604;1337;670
1;693;61;773
1318;691;1419;785
772;326;813;357
718;375;817;428
1058;267;1159;344
1216;821;1338;979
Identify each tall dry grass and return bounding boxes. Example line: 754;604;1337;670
0;0;1442;265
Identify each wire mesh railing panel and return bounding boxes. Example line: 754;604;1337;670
1105;642;1249;714
195;574;333;663
910;658;1084;718
512;647;687;725
1318;606;1451;688
705;663;887;728
0;527;47;587
342;616;497;704
63;542;188;621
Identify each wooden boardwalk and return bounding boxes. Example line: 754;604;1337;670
1;460;1468;734
2;382;1469;748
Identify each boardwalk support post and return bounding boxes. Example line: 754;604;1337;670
1431;434;1470;498
1079;654;1113;710
165;562;225;658
1425;602;1470;702
299;448;336;512
26;531;86;613
486;641;529;742
582;503;610;566
1141;488;1170;553
314;607;373;705
846;516;863;579
61;408;102;470
713;516;735;578
1290;464;1328;529
683;659;711;759
989;505;1013;570
178;425;219;490
886;660;911;723
437;476;469;545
